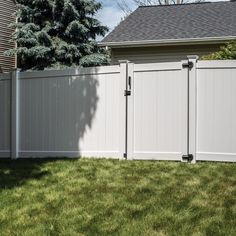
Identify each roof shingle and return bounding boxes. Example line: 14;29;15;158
102;1;236;43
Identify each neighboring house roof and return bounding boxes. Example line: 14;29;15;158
101;1;236;47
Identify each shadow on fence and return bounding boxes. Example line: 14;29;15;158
0;68;100;157
20;72;99;156
0;68;100;189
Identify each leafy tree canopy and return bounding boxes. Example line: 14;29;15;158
202;41;236;60
6;0;110;70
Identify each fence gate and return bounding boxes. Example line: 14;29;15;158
125;61;192;161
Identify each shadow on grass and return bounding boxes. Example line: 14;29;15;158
0;158;75;190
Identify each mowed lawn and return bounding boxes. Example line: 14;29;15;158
0;159;235;236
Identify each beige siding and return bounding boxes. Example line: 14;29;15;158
111;44;222;64
0;0;16;73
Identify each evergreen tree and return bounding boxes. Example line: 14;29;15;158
6;0;109;70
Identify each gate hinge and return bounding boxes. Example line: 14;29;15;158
182;154;193;162
182;61;193;69
124;90;131;96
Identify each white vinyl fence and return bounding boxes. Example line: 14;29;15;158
0;64;127;159
0;73;11;157
0;57;236;162
196;61;236;162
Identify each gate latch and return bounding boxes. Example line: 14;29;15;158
182;61;194;69
124;76;132;96
124;90;131;96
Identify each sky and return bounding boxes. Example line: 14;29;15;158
96;0;136;40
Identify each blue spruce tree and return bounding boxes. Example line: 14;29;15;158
6;0;109;70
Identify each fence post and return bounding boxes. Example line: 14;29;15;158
127;62;134;160
11;69;20;159
188;55;199;164
119;60;129;159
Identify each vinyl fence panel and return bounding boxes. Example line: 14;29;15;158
196;61;236;162
0;73;11;157
18;66;125;158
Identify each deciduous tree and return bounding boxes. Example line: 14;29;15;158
202;41;236;60
117;0;203;14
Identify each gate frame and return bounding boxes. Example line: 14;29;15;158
187;55;199;164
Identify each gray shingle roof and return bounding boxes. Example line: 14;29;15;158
102;1;236;44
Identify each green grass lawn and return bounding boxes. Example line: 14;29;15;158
0;159;235;236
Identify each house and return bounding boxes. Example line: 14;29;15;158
0;0;16;73
100;1;236;64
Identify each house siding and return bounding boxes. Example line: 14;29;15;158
110;44;222;64
0;0;16;73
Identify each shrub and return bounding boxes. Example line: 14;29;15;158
202;41;236;60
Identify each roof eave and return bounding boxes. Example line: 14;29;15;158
99;36;236;48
